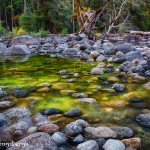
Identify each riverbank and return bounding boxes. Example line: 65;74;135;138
0;34;150;150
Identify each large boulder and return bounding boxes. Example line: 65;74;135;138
0;43;7;55
4;108;30;120
7;132;57;150
3;45;31;55
9;35;40;47
125;51;143;61
105;42;135;54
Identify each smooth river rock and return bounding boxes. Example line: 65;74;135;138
65;122;82;137
103;139;125;150
84;126;117;139
52;132;68;146
122;137;141;149
77;140;99;150
136;113;150;128
111;126;133;138
7;132;57;150
78;98;97;103
64;108;82;117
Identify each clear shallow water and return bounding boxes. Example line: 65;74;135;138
0;55;150;149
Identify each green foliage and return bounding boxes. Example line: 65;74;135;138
0;0;149;34
61;28;68;36
39;29;49;38
0;22;6;34
19;12;36;33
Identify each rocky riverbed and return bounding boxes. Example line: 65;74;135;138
0;34;150;150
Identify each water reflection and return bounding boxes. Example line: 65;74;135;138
0;54;34;63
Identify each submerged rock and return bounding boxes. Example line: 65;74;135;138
77;140;99;150
136;113;150;127
143;82;150;90
60;90;76;95
130;97;143;103
112;84;125;92
64;108;82;117
103;139;125;150
78;98;97;103
90;67;104;75
14;90;27;98
0;91;7;97
72;93;88;98
40;108;63;115
104;100;128;108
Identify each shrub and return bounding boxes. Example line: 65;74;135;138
17;28;26;35
39;29;49;38
12;27;26;37
19;12;36;33
61;28;68;36
0;22;6;34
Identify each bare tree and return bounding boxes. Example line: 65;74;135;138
75;0;111;37
106;0;128;34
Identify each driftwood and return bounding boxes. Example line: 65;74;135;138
130;31;150;36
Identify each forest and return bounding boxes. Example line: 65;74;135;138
0;0;150;35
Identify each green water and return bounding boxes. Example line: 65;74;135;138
0;55;150;149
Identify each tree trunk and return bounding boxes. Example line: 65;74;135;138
72;0;75;33
4;2;9;30
79;0;111;36
130;31;150;36
24;0;27;13
11;0;14;29
76;0;83;29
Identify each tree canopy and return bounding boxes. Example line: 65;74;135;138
0;0;149;35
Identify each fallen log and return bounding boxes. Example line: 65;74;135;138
130;31;150;36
